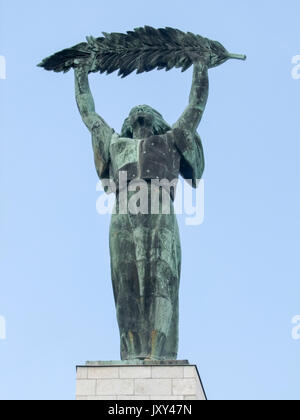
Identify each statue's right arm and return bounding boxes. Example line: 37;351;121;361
74;65;113;135
74;66;114;178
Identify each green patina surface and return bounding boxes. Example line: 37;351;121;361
39;27;245;361
84;360;190;366
73;61;207;361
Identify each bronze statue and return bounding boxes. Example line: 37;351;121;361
39;26;246;361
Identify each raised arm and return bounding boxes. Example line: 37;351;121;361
173;61;209;133
74;63;114;179
74;64;112;134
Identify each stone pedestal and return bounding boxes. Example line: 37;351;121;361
76;361;206;401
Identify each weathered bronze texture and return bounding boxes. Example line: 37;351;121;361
39;27;245;361
38;26;246;76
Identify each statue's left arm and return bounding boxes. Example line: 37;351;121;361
173;62;209;133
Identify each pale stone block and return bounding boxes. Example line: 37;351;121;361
97;379;134;396
77;396;117;400
118;396;150;400
119;366;151;379
184;366;197;378
88;367;119;379
196;381;207;400
76;380;96;396
152;366;184;379
150;395;184;400
135;379;172;396
77;367;88;379
76;363;206;401
172;379;197;396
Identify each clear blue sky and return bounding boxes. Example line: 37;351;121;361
0;0;299;400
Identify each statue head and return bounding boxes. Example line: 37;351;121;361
121;105;171;139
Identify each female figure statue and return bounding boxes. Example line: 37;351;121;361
74;58;208;361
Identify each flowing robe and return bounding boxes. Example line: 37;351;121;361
97;126;204;360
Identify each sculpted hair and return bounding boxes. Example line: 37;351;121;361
121;105;171;138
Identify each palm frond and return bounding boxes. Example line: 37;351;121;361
38;26;246;77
